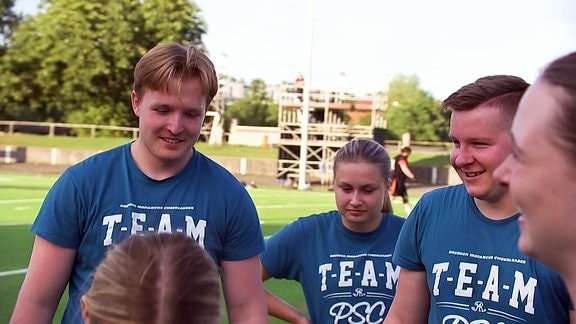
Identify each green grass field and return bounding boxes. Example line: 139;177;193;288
0;171;419;323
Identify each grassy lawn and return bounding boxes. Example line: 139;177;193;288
0;171;421;323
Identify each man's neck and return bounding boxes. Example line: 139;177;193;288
473;195;519;220
130;140;193;180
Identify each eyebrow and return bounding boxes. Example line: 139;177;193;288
151;101;204;111
336;180;379;188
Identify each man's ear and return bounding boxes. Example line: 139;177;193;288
131;90;141;117
80;295;90;323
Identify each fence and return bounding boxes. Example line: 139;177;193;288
0;113;221;142
0;120;139;138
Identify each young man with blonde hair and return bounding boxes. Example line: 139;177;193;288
11;43;268;323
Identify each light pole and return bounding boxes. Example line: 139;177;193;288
297;0;315;190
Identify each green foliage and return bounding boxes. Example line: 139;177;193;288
386;74;450;141
0;0;205;126
224;79;278;129
0;0;21;53
141;0;205;48
66;102;135;136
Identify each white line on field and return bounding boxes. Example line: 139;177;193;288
0;269;27;277
0;199;43;204
0;222;32;226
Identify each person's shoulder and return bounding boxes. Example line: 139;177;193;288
193;150;235;176
388;213;406;224
66;143;129;175
385;213;406;232
421;183;467;199
289;210;339;230
414;184;469;213
192;150;245;185
271;211;333;239
299;210;338;223
383;214;406;240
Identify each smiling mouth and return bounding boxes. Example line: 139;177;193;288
463;171;484;177
161;137;183;144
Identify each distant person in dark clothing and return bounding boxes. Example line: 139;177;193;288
390;146;416;214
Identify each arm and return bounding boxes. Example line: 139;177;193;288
262;266;310;323
221;255;268;323
384;268;430;324
10;235;76;324
570;309;576;323
398;160;415;180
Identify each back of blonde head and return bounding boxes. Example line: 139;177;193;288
83;233;221;324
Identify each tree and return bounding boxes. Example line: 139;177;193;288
386;74;449;142
0;0;206;128
141;0;205;49
224;79;278;129
0;0;21;54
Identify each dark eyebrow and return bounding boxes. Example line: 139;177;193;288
186;106;204;112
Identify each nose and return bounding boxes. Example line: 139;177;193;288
494;154;511;187
349;190;362;206
451;146;474;168
167;113;184;134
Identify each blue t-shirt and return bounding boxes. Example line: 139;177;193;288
31;143;264;323
393;184;571;323
261;211;405;323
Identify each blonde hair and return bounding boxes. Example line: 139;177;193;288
133;42;219;109
83;233;221;324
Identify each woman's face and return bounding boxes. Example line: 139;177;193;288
495;80;576;272
334;161;387;232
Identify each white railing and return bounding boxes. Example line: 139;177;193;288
0;111;221;140
0;120;139;138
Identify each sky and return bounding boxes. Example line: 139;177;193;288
14;0;576;99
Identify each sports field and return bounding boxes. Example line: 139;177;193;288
0;171;421;323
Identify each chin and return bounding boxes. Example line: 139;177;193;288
517;232;538;258
463;187;487;200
